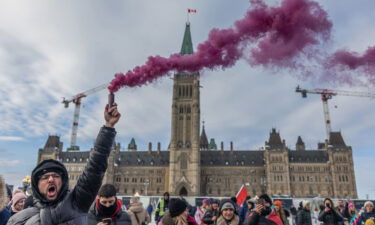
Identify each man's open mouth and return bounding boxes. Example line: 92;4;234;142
47;185;57;197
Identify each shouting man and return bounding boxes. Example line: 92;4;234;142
7;103;121;225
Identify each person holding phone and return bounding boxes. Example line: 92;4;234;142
243;194;277;225
88;184;132;225
318;198;343;225
202;199;220;225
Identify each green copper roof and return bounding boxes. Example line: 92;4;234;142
128;138;137;150
180;23;194;55
209;138;217;150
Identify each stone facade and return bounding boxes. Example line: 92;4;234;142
37;23;358;199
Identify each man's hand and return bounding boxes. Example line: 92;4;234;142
254;204;264;214
105;103;121;128
324;207;331;212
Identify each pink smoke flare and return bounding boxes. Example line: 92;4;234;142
108;0;332;92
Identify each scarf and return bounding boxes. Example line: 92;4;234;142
96;198;122;219
216;215;240;225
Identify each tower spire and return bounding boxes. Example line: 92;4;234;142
200;121;209;150
180;23;194;55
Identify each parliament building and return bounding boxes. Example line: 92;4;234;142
38;23;358;199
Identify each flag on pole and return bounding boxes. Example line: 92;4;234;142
188;9;197;13
236;185;248;205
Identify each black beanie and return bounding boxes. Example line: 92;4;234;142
259;194;272;205
168;198;187;218
31;159;68;205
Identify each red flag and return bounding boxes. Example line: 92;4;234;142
236;185;248;205
187;9;197;13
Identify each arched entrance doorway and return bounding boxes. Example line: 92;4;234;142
179;187;188;196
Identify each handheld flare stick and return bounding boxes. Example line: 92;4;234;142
108;92;115;108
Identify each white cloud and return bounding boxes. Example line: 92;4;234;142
0;159;21;166
0;136;24;141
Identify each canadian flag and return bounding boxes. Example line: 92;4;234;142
236;185;248;205
188;9;197;13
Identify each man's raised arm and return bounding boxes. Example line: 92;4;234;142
72;103;121;212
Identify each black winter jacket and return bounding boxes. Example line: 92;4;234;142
318;209;344;225
202;208;220;225
296;209;312;225
87;201;132;225
6;126;116;225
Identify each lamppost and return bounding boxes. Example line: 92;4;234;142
22;175;31;194
144;178;150;196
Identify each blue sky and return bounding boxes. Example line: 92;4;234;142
0;0;374;198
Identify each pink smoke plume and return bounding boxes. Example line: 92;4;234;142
108;0;332;92
327;47;375;84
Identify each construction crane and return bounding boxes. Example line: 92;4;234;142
62;83;109;150
296;86;375;140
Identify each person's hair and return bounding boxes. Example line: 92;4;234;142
324;198;334;208
230;196;237;203
98;184;117;198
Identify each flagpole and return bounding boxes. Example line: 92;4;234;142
187;9;190;23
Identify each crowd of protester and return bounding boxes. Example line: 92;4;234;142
1;103;374;225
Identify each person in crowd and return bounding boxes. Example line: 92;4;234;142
0;176;11;225
88;184;132;225
296;200;312;225
159;198;190;225
357;201;375;225
336;201;346;225
318;198;344;225
146;201;153;219
342;202;357;225
202;199;220;225
312;208;320;225
231;197;241;215
7;103;121;225
243;194;277;225
155;192;170;223
290;205;298;225
9;192;26;216
127;196;151;225
216;199;240;225
274;201;288;225
195;198;210;225
240;196;252;224
240;198;255;224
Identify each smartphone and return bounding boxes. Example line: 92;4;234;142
102;218;112;224
108;93;114;108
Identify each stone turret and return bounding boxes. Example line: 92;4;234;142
296;136;305;151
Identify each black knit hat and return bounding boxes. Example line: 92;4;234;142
168;198;187;217
259;194;272;205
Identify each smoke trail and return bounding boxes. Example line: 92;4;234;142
326;47;375;85
109;0;332;92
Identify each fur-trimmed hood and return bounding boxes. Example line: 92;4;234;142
0;175;8;211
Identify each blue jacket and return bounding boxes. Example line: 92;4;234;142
0;208;11;225
358;211;375;225
240;203;249;223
